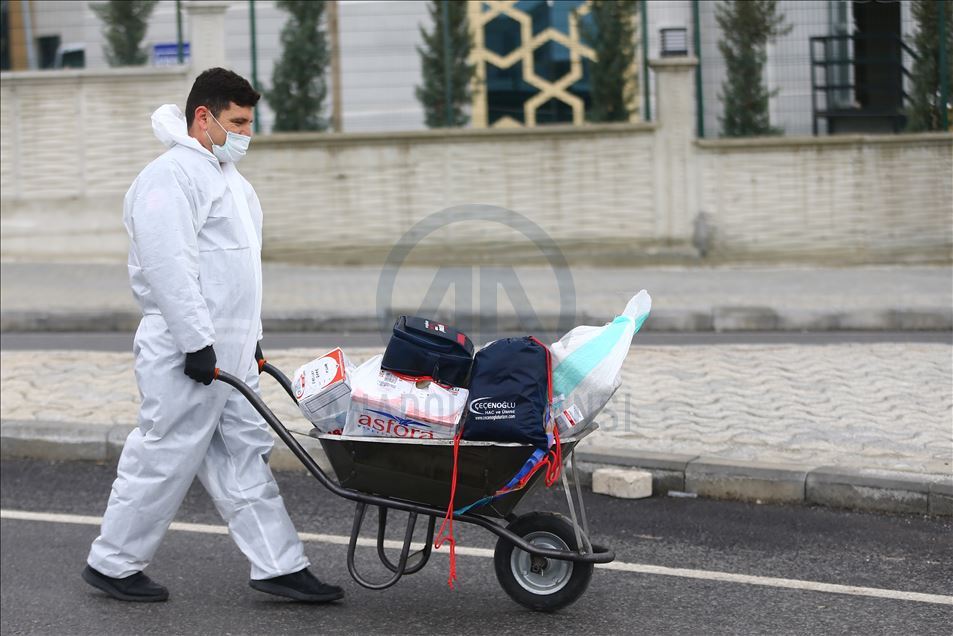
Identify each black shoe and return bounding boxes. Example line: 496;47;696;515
250;568;344;603
82;565;169;602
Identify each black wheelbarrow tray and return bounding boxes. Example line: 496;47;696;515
216;362;615;612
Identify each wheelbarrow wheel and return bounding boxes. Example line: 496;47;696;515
493;512;593;612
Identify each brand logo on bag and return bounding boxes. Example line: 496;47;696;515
468;396;517;420
377;205;576;344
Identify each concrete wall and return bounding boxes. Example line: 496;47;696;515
0;66;190;261
697;134;953;263
244;123;660;265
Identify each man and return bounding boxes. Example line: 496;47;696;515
83;68;343;604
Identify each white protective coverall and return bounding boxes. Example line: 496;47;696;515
87;104;309;580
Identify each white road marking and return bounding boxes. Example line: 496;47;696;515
3;508;950;606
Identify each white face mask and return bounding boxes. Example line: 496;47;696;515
205;112;250;163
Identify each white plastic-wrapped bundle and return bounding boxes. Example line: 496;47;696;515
344;355;469;439
550;291;651;436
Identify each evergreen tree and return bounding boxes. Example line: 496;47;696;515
715;0;790;137
267;0;329;132
907;0;953;132
1;1;10;70
583;0;638;123
89;0;158;67
415;1;475;128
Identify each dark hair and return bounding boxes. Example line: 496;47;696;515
185;67;260;127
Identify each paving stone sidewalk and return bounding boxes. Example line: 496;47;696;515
2;260;951;513
2;262;951;332
2;343;950;515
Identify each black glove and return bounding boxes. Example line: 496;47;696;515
184;345;217;385
255;342;266;373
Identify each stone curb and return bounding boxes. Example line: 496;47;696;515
2;420;949;517
2;307;952;333
575;447;952;517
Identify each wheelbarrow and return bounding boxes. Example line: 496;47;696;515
215;362;615;612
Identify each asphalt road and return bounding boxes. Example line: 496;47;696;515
2;331;950;352
1;458;950;635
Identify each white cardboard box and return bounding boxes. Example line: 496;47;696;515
292;348;354;433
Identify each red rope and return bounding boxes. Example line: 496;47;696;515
434;427;463;589
387;370;455;390
545;426;561;486
529;336;562;486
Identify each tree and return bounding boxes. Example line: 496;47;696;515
415;1;475;128
1;0;10;70
907;0;953;132
715;0;791;137
267;0;329;132
583;0;638;123
89;0;158;67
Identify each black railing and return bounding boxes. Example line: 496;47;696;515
810;33;918;135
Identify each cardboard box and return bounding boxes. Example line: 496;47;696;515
292;348;354;433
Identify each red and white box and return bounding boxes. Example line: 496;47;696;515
292;348;355;433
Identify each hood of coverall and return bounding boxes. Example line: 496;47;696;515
151;103;219;165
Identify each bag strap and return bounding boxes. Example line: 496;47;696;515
529;336;562;486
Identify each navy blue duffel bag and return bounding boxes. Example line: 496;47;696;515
381;316;474;387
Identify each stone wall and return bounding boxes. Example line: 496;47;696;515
0;66;190;261
697;134;953;263
243;124;661;265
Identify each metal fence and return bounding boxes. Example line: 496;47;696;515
2;0;947;136
693;0;926;137
2;0;185;71
1;0;429;133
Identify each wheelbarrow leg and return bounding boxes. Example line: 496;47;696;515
570;451;592;540
346;502;417;590
560;450;593;554
376;507;436;575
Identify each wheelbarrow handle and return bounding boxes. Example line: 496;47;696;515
214;368;332;481
260;361;298;404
